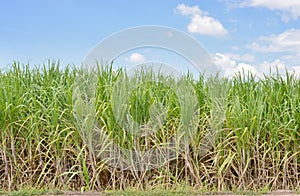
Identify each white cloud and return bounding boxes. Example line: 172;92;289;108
175;4;206;16
291;66;300;77
248;29;300;56
236;62;258;75
214;53;236;69
213;53;300;78
175;4;228;36
125;53;145;64
225;53;256;63
258;59;300;77
258;60;300;78
231;46;240;50
214;53;258;77
259;59;287;73
247;29;300;68
187;15;228;36
241;0;300;22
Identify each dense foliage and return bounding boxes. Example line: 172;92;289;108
0;61;299;191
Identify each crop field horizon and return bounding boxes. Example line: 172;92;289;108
0;61;299;193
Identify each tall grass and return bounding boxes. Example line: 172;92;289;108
0;61;299;191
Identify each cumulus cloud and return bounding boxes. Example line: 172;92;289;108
224;53;256;63
258;59;300;77
125;53;145;64
240;0;300;22
214;53;258;77
214;53;300;78
175;4;228;36
175;4;205;16
248;29;300;66
259;59;287;73
248;29;300;53
291;66;300;77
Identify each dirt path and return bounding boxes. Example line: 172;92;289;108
44;190;300;196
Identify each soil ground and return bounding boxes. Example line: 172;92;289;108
43;190;300;196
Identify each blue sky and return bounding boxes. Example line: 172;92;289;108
1;0;300;76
